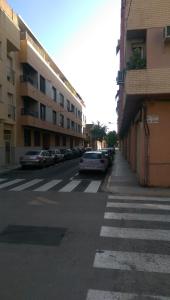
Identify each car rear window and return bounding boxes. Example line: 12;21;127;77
83;153;102;159
25;151;40;155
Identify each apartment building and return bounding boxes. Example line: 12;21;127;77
117;0;170;187
0;0;86;167
0;0;20;166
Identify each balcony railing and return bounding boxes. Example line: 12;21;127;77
20;75;38;88
21;108;38;118
116;70;125;85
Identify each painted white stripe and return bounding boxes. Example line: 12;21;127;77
0;179;24;189
10;179;43;191
84;180;101;193
59;180;81;192
86;289;169;300
0;178;7;183
104;212;170;223
34;179;62;191
108;195;170;202
107;202;170;211
100;226;170;242
94;250;170;273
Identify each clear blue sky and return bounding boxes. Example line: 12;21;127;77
8;0;120;131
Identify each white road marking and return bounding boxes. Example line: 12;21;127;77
100;226;170;242
59;180;81;192
104;212;170;222
0;178;7;182
93;250;170;273
34;179;62;191
86;289;169;300
107;202;170;211
0;179;24;189
10;179;43;191
108;195;170;202
84;180;101;193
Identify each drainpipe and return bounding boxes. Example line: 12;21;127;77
142;104;150;186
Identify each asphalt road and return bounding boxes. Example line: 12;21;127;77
0;160;170;299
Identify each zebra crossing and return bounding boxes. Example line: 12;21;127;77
86;194;170;299
0;177;102;193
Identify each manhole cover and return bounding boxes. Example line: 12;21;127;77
0;225;67;246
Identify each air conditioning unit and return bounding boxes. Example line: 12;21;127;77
163;26;170;41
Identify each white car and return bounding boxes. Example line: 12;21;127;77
79;151;108;173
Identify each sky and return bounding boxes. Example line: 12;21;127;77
8;0;120;132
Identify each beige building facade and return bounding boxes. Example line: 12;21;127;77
0;0;86;167
117;0;170;187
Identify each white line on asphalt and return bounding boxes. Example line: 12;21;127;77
0;179;24;189
93;250;170;273
0;178;7;183
59;180;81;192
10;179;43;191
100;226;170;242
86;289;170;300
104;212;170;222
84;180;101;193
108;195;170;202
107;202;170;210
34;179;62;191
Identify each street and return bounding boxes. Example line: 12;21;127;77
0;159;170;299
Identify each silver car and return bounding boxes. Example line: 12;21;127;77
79;151;109;173
20;150;52;168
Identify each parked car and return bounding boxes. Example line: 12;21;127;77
100;148;113;166
60;148;73;160
79;151;109;173
48;149;64;163
20;150;52;168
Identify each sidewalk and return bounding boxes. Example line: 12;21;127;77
105;150;170;198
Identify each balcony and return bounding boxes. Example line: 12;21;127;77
116;70;125;85
125;68;170;96
21;108;38;118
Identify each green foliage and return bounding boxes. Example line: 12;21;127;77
91;121;107;142
127;48;146;70
105;130;118;147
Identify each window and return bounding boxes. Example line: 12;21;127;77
52;87;57;101
24;128;31;146
59;93;64;107
132;45;144;59
59;114;64;127
34;131;41;146
67;99;70;111
7;93;15;119
71;104;75;113
53;111;57;124
7;56;15;84
71;120;75;130
40;104;46;121
67;118;70;129
40;75;46;93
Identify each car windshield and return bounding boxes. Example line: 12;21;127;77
25;151;40;155
83;153;102;159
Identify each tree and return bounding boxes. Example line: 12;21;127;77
105;130;118;147
91;121;107;143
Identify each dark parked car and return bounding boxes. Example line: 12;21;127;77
60;148;73;160
20;150;52;168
